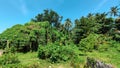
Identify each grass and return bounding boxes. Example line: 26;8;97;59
17;50;120;68
0;49;120;68
17;52;72;68
85;50;120;68
17;52;39;65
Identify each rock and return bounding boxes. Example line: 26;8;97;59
84;57;114;68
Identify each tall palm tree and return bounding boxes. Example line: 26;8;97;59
109;6;120;31
109;6;120;17
74;19;80;28
73;19;81;44
64;18;72;34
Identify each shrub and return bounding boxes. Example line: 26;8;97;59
79;34;101;52
98;44;109;52
79;33;112;52
112;41;120;52
38;44;80;63
112;33;120;42
4;46;17;54
0;53;20;65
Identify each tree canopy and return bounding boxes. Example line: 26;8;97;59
0;7;120;52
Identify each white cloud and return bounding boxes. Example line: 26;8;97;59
94;0;109;12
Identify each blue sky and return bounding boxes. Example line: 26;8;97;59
0;0;119;33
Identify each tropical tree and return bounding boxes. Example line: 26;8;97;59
109;6;120;17
73;19;82;44
87;13;94;19
95;12;114;34
32;9;63;27
107;6;120;37
115;18;120;30
95;12;107;24
64;18;72;34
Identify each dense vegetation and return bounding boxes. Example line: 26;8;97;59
0;6;120;68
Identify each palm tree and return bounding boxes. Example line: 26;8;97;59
95;12;107;23
64;18;72;34
108;6;120;33
32;9;62;28
87;13;94;19
73;19;81;44
109;6;120;17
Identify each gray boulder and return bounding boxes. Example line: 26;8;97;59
84;57;114;68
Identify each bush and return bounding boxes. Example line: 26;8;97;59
0;53;20;65
112;33;120;42
111;41;120;52
4;46;17;54
98;44;109;52
79;34;101;52
38;44;80;63
79;33;112;52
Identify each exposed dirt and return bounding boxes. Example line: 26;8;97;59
0;50;4;56
58;66;65;68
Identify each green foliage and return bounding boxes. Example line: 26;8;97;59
0;8;120;67
109;40;120;52
84;57;96;68
1;64;23;68
0;21;51;52
112;33;120;42
115;18;120;30
26;63;41;68
79;33;112;52
0;53;20;65
79;34;101;51
32;9;62;27
38;44;80;63
73;16;102;44
98;44;109;52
